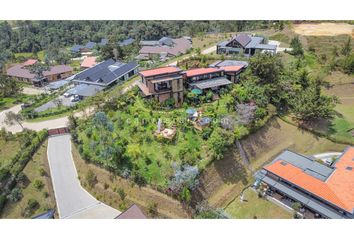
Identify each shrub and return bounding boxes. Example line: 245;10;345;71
148;202;158;217
0;194;6;214
7;188;23;202
116;188;126;201
27;198;39;210
39;168;46;176
85;169;97;187
33;179;44;191
43;191;49;198
292;202;302;211
104;182;109;190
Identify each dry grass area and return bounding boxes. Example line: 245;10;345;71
192;32;232;50
293;23;354;37
324;71;354;86
71;142;189;219
241;117;347;171
194;150;252;209
1;141;57;219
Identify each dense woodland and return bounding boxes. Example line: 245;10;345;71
0;20;282;68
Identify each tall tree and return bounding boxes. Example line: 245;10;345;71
290;36;304;56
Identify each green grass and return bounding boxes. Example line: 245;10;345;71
225;188;292;219
0;95;34;111
14;50;45;62
1;141;56;219
269;33;290;45
0;138;21;169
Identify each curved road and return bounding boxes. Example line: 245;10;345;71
47;134;121;218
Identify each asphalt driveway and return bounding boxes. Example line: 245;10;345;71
47;134;121;219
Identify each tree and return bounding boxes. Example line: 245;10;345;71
341;37;352;56
4;111;24;130
249;52;283;84
290;36;304;56
0;75;23;98
27;62;50;79
290;78;339;121
235;103;257;125
341;54;354;74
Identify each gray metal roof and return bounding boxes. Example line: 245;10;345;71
209;60;249;68
140;40;159;46
85;41;96;49
189;77;232;90
270;150;335;181
244;36;264;48
159;37;174;46
119;38;135;47
217;40;229;47
255;43;277;50
71;44;83;52
74;84;104;97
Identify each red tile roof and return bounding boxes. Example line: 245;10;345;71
23;59;38;66
140;66;181;77
184;68;222;78
264;147;354;212
80;56;97;68
139;37;191;56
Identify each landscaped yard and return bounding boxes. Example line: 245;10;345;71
1;140;56;219
0;94;35;111
75;89;236;188
0;136;21;169
225;188;292;219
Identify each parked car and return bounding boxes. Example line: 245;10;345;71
21;103;31;109
63;92;72;98
71;95;80;102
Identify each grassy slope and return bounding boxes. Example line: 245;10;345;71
71;142;189;218
225;188;292;219
1;141;56;219
0;138;20;168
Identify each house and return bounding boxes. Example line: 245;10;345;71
99;38;109;46
71;39;108;54
6;59;73;86
71;44;84;53
184;68;232;91
115;204;146;219
256;147;354;219
137;36;192;61
209;60;248;82
217;33;277;56
118;38;135;47
81;41;97;52
80;56;98;68
72;59;138;87
137;66;184;106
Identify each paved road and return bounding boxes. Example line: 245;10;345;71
47;134;121;219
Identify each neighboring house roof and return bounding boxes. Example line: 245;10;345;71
116;204;146;219
189;77;232;90
255;43;277;50
139;66;181;77
81;56;98;68
99;38;108;46
74;59;138;86
7;61;72;80
71;44;83;52
234;34;252;48
32;209;55;219
23;59;38;66
119;38;135;47
42;65;73;76
263;147;354;213
244;36;263;48
140;40;159;46
139;37;192;57
209;60;249;68
184;68;222;78
85;41;96;49
220;66;243;72
158;37;174;46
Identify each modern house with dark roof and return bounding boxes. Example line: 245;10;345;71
217;34;277;56
137;36;192;61
137;66;184;106
71;39;108;53
6;59;73;86
72;59;138;87
256;147;354;219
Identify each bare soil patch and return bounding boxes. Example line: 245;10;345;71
293;23;354;37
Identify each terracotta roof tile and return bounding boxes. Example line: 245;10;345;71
140;66;181;77
185;68;222;77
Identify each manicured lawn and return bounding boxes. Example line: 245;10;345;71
1;141;56;219
225;188;292;219
14;50;45;62
0;94;34;111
